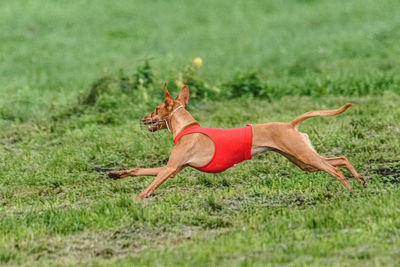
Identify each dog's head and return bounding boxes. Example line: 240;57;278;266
142;84;189;131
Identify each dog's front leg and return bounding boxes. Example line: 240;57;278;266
108;167;165;179
137;166;181;199
136;144;192;198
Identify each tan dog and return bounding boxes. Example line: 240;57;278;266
108;85;365;198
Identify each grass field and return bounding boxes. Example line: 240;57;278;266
1;0;400;266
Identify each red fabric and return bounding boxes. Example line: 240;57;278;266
173;125;253;173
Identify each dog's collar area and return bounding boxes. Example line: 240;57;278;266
165;105;184;132
169;105;184;119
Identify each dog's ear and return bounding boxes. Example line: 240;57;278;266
164;83;173;100
175;85;189;106
164;83;174;108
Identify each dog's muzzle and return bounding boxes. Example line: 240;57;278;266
142;116;160;132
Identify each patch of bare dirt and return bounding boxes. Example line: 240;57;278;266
371;163;400;184
22;225;229;265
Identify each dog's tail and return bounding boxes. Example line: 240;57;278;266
290;103;352;127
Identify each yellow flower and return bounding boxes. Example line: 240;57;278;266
212;86;221;93
175;80;184;87
193;57;203;68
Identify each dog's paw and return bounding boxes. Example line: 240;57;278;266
137;193;147;199
107;172;122;180
137;190;152;199
361;177;367;188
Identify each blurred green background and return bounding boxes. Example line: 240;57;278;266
1;0;399;121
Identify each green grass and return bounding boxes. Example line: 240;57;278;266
1;0;400;266
2;0;400;121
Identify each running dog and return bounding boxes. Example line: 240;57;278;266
108;84;365;198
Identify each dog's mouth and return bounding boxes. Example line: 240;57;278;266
147;120;159;132
142;117;160;132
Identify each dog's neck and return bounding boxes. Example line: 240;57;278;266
168;107;199;139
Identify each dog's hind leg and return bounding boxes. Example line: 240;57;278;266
269;144;353;190
288;150;353;190
281;151;353;190
324;156;366;187
266;130;352;189
317;162;353;190
276;150;319;172
289;154;352;190
288;152;352;190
